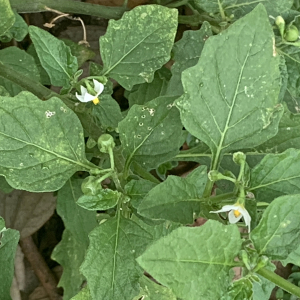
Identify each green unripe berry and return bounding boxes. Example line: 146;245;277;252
97;134;115;153
284;25;299;42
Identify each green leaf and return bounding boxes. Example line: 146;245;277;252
133;276;177;300
119;95;183;170
52;178;97;299
29;26;78;87
92;94;123;130
125;178;157;209
128;68;171;107
0;222;20;300
100;5;178;90
0;11;28;43
250;149;300;203
81;215;152;300
0;46;40;82
250;194;300;260
70;286;92;300
62;39;95;67
176;4;283;168
138;166;207;224
0;177;13;194
137;220;242;300
0;0;15;36
194;0;293;17
167;22;212;96
77;189;121;210
0;92;94;192
252;263;276;300
251;105;300;153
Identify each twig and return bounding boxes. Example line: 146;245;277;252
19;236;62;300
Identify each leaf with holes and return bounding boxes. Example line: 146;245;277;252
81;215;152;300
119;95;182;170
250;149;300;203
137;220;242;300
250;194;300;260
176;4;283;168
0;92;95;192
100;5;177;90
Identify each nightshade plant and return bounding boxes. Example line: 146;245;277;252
3;0;300;299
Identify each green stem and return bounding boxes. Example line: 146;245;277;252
10;0;127;19
217;0;226;20
131;161;160;184
0;63;53;100
108;148;115;171
0;63;76;108
166;0;189;8
256;267;300;298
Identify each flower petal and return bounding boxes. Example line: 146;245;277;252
209;205;236;214
82;93;96;102
228;210;243;224
80;86;88;95
75;92;85;102
93;79;104;95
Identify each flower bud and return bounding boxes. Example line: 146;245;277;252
284;25;299;42
275;16;285;38
233;151;246;165
208;170;224;181
97;134;115;153
81;176;102;195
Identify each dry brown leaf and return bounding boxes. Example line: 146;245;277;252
0;190;56;238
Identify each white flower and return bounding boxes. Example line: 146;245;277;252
76;79;104;105
210;203;251;232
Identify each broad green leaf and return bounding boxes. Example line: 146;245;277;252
250;149;300;203
0;223;20;300
0;11;28;43
0;86;9;97
133;276;177;300
0;177;13;193
0;190;56;238
29;26;78;87
0;0;15;36
250;194;300;260
251;105;300;153
167;22;212;96
70;286;91;300
138;166;207;224
125;178;157;209
0;46;40;82
137;220;242;300
92;94;123;130
176;4;283;167
26;44;51;86
0;92;94;192
77;189;121;210
119;95;183;170
62;39;95;67
81;215;152;300
128;68;171;107
52;178;97;299
100;5;178;90
194;0;293;17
